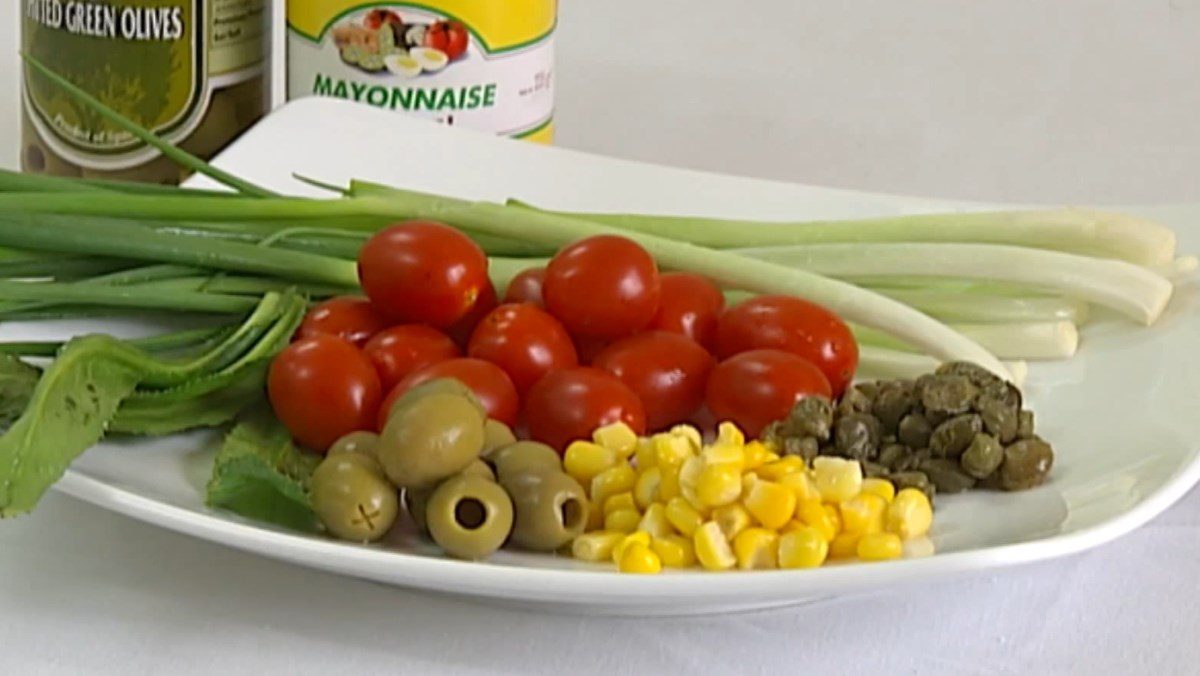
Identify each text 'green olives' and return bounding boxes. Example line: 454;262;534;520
312;455;398;542
426;475;515;560
501;471;589;551
379;392;486;489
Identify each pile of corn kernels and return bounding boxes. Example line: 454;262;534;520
565;421;934;574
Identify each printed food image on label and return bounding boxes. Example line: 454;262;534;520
287;1;555;142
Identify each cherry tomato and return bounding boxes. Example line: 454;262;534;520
363;325;461;392
467;303;578;394
294;296;389;348
268;335;382;452
649;273;725;351
715;295;858;397
705;349;832;438
573;335;611;365
543;235;661;340
503;267;546;307
357;220;489;329
425;20;469;59
382;357;519;429
593;331;715;431
523;367;646;452
446;280;498;346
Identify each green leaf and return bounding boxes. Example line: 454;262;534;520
109;360;269;436
0;355;42;431
205;406;321;533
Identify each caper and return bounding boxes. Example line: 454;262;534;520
834;413;881;461
936;361;1004;390
426;475;514;560
918;458;977;494
488;441;561;481
1000;438;1054;491
311;455;399;542
387;378;485;423
481;419;518;457
873;386;915;432
501;471;589;551
854;381;880;402
782;436;820;461
787;395;835;440
894;447;932;473
977;396;1019;443
862;461;890;479
960;433;1004;479
920;375;978;416
897;413;933;449
378;392;486;489
929;414;983;458
836;387;872;418
889;471;935;502
878;443;909;471
1017;410;1036;439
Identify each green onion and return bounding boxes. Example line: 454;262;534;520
854;320;1080;361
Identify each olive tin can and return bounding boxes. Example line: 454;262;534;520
286;0;555;143
20;0;268;183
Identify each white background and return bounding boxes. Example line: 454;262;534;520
1;2;1199;674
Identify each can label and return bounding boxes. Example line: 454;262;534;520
287;1;555;142
21;0;265;170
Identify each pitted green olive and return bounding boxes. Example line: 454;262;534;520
378;392;486;489
328;430;381;464
488;441;562;481
387;378;485;423
481;419;518;456
426;474;515;560
501;470;588;551
311;455;398;542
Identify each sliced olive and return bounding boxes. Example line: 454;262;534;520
488;441;561;481
960;433;1004;479
378;392;486;489
501;471;589;551
1000;437;1054;491
426;475;514;560
481;419;517;457
311;455;399;542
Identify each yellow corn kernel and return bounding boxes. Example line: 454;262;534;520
861;477;896;503
742;440;773;470
658;467;682;501
756;455;807;481
634;436;657;469
634;466;662;509
733;528;779;570
564;441;618;485
618;542;663;574
744;480;798;530
603;491;637;515
668;424;703;451
903;536;936;559
703;443;745;470
677;455;704;489
572;531;625;562
611;531;651;564
780;519;807;534
712;503;752;540
716;421;745;447
742;471;758;495
829;532;861;560
637;503;672;537
693;521;736;571
761;438;782;455
605;508;642;534
593;421;638;459
824;503;843;534
796;500;837;542
812;456;863;503
857;532;903;561
777;526;829;569
590;463;637;506
651;534;696;568
839;493;887;535
654;433;695;469
886;488;933;539
696;463;743;507
664;496;705;537
586;500;605;531
777;471;820;505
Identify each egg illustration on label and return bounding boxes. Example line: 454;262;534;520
385;53;423;78
410;47;450;73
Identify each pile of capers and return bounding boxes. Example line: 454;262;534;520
761;362;1054;500
309;378;590;559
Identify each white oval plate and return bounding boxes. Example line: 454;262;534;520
37;98;1200;616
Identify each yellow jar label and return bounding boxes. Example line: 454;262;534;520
287;1;555;141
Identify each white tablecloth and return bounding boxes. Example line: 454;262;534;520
2;2;1199;673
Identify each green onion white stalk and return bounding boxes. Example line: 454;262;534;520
854;321;1080;361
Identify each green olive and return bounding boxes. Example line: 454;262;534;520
426;474;515;560
403;487;432;533
311;455;399;542
378;392;486;489
481;419;518;457
387;378;485;423
501;471;589;551
460;458;496;481
488;441;562;481
329;431;380;459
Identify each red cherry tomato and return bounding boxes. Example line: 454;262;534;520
425;21;469;59
294;296;389;348
503;267;546;307
446;280;497;346
363;325;461;392
467;303;578;394
523;367;646;452
573;335;611;365
593;331;715;431
268;335;382;452
649;273;725;351
715;295;858;397
357;220;489;329
381;357;519;429
705;349;832;438
543;235;661;340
